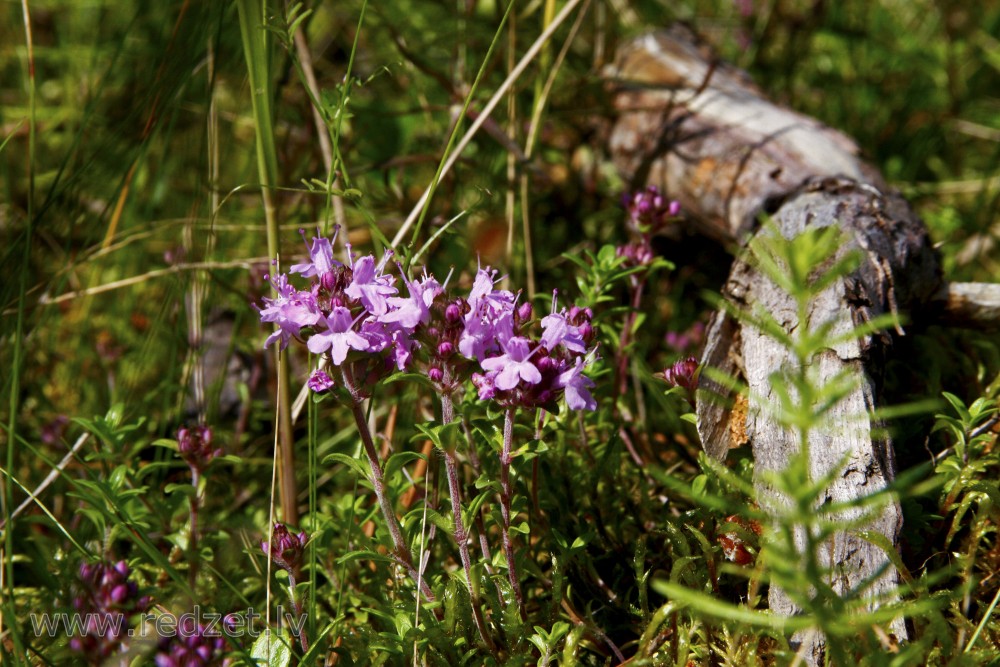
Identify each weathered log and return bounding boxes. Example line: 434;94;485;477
607;26;949;661
932;281;1000;331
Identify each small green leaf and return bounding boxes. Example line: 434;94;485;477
384;451;425;481
324;453;371;480
250;628;293;667
691;474;708;497
164;483;195;497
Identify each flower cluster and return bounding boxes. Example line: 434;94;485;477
467;287;597;411
256;232;439;374
618;186;680;271
662;356;699;391
262;522;309;574
661;356;700;409
69;560;150;662
154;616;227;667
623;185;680;233
177;425;221;474
256;230;599;411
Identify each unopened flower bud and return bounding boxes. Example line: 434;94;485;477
445;302;462;323
437;341;453;358
662;357;700;391
428;367;444;382
516;302;533;322
176;425;221;473
110;584;129;604
262;522;308;574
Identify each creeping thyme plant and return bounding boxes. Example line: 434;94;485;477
256;228;599;641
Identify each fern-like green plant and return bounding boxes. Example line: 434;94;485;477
654;221;947;665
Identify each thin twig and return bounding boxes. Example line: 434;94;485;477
0;433;90;530
36;259;270;307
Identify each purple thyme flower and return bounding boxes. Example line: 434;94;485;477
665;321;705;354
556;356;597;411
471;371;498;400
388;328;416;371
258;273;321;350
616;241;655;267
262;522;309;574
307;306;371;365
290;229;340;280
307;369;335;393
459;268;516;361
624;186;680;232
540;292;587;354
382;271;442;329
358;318;393;353
480;336;542;391
345;252;397;315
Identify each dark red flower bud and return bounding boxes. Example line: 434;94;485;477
662;357;700;391
262;522;308;574
176;425;221;473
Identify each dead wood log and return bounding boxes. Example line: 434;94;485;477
605;26;958;660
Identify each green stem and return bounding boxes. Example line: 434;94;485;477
236;0;298;526
341;369;434;603
4;2;36;662
189;468;200;592
285;574;310;654
441;392;495;651
501;408;526;620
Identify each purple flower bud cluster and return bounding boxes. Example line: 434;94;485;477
616;241;656;268
623;185;680;233
261;522;309;574
662;356;700;392
256;231;600;412
154;616;227;667
176;425;221;474
69;560;150;661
